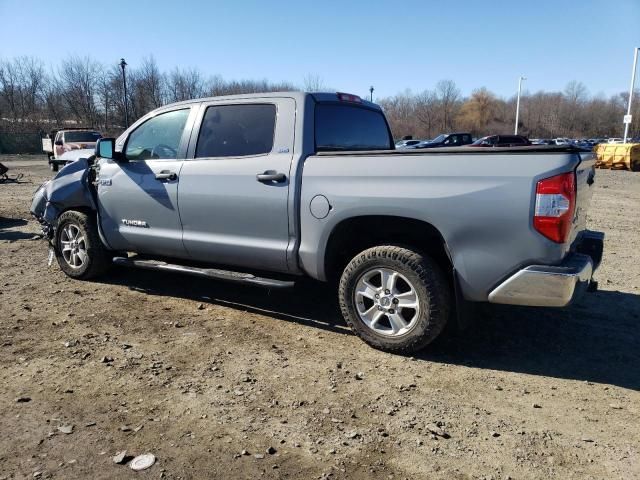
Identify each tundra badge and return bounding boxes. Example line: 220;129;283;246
122;219;149;228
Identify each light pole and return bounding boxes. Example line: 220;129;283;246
514;75;526;135
369;86;374;102
623;47;639;143
120;58;129;128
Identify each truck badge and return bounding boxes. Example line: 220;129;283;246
122;219;148;228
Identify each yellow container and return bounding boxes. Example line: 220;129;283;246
594;143;640;171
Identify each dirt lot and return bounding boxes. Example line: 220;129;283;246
0;155;639;480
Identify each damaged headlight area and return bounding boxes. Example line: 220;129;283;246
30;181;55;239
29;158;98;242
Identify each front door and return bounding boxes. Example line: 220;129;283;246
178;99;295;273
97;107;194;257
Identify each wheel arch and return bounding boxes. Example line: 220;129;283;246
323;215;453;285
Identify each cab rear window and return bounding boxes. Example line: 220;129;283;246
315;104;392;151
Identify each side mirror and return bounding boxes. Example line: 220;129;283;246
54;140;63;146
96;138;117;160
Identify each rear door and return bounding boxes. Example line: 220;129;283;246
178;98;296;272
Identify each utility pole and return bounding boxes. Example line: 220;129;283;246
120;58;129;128
369;86;374;102
623;47;639;143
514;76;526;135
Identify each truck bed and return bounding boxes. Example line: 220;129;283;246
299;146;596;302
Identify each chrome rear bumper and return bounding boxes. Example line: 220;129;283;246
488;231;604;307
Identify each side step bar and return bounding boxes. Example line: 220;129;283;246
112;257;295;289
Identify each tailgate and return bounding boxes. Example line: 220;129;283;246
569;151;597;246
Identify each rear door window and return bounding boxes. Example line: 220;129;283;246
315;104;392;151
196;104;276;158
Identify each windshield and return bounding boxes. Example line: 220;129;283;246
471;136;491;145
315;104;392;151
430;134;447;143
65;131;102;143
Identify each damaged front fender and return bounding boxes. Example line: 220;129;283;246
30;158;97;237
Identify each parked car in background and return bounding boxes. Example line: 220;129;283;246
395;139;422;149
530;138;554;145
469;135;531;147
412;132;473;148
42;128;102;171
576;140;596;149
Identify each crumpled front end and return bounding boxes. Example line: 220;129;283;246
31;181;56;239
30;158;96;241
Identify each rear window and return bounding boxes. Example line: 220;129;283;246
65;131;102;143
315;104;392;151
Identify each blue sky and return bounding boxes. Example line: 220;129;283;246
1;0;638;99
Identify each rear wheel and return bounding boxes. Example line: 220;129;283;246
55;210;111;279
339;246;451;353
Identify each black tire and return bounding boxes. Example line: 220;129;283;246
50;162;59;172
339;246;451;353
55;210;111;279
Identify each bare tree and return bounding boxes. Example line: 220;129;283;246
435;80;461;131
57;56;103;126
303;73;325;92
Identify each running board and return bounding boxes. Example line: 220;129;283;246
112;257;295;289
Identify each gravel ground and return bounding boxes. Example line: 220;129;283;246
1;155;639;480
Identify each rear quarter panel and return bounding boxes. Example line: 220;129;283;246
299;150;582;301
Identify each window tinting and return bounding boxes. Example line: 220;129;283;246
315;104;392;151
65;131;102;143
125;109;189;160
196;104;276;158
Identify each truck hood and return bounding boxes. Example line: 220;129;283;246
58;148;95;162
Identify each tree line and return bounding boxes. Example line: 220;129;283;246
380;80;638;140
0;55;638;140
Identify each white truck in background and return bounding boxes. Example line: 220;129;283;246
42;128;102;171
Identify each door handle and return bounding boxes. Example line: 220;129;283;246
256;170;286;183
155;170;177;181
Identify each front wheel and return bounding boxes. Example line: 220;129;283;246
55;210;111;279
339;246;451;353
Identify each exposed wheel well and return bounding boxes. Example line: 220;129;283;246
324;216;452;284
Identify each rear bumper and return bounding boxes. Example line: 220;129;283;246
488;231;604;307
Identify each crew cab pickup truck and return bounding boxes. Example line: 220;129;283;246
42;128;102;171
31;92;604;353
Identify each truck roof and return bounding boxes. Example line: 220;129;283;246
159;91;381;111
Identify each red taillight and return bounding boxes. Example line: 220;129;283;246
533;172;576;243
337;92;362;103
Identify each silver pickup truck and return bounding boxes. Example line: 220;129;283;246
31;92;604;353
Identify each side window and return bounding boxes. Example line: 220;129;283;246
462;135;471;143
125;109;189;161
196;104;276;158
444;136;454;145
